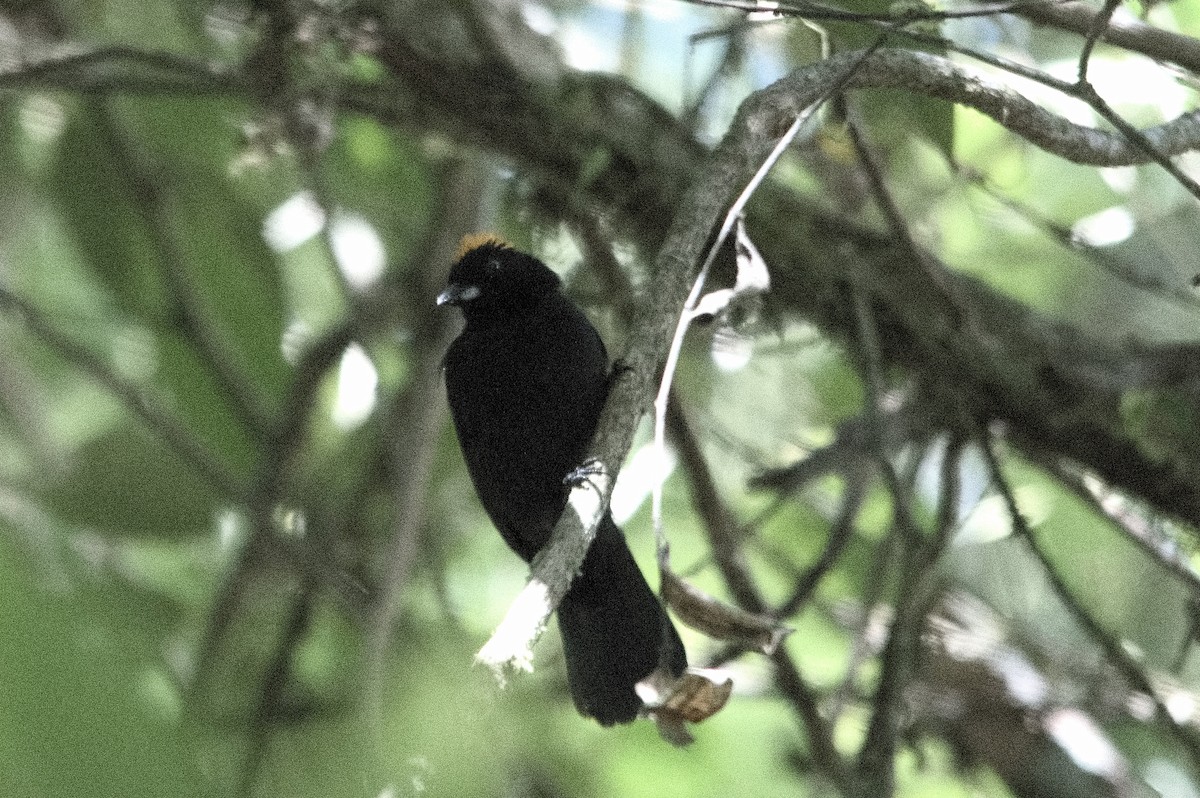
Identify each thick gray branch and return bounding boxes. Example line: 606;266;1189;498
1015;0;1200;74
476;45;1200;668
754;49;1200;166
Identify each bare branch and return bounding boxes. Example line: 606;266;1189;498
94;102;274;440
0;286;243;500
1076;0;1122;83
474;40;1200;674
775;474;869;617
195;319;355;687
980;436;1200;771
1031;455;1200;605
758;49;1200;167
364;157;490;695
1074;80;1200;200
667;392;851;790
1016;0;1200;73
0;45;242;94
651;38;886;544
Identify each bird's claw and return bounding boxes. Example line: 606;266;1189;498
563;458;607;490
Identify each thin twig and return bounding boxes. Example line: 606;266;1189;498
94;102;274;441
682;0;1092;25
666;392;759;607
952;163;1200;310
652;36;889;550
1076;0;1122;83
682;18;752;129
196;320;356;688
0;45;241;93
851;292;922;545
1077;84;1200;201
980;435;1200;772
854;435;959;797
364;156;487;705
776;470;869;617
0;45;232;83
853;547;927;798
687;0;1200;75
239;569;317;797
826;530;898;722
1031;454;1200;604
844;108;962;326
0;286;243;500
847;297;964;794
929;435;965;555
668;391;850;790
773;647;851;788
1015;0;1200;73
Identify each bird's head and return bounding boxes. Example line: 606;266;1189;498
437;235;562;319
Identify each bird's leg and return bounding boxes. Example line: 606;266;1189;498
563;458;608;494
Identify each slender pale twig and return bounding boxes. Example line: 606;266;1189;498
651;38;889;552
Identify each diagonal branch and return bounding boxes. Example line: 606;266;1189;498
93;102;275;440
470;41;1200;677
0;286;243;500
980;435;1200;773
1016;0;1200;73
0;45;243;94
667;392;851;790
1076;0;1122;82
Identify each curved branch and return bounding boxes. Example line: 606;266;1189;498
474;43;1200;672
9;36;1199;171
667;394;850;789
981;436;1200;771
1016;0;1200;74
12;41;1197;208
754;49;1199;167
0;286;244;500
0;45;243;94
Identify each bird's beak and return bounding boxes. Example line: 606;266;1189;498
436;283;481;306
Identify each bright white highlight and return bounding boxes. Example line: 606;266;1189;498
332;343;378;430
611;443;677;524
331;213;386;291
521;2;557;35
263;191;326;252
1045;708;1123;777
217;509;241;551
1072;206;1136;247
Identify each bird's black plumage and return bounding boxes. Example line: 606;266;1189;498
439;238;686;725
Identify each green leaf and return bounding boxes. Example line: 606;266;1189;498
37;423;224;539
48;102;167;321
168;173;291;409
820;0;956;160
0;533;200;797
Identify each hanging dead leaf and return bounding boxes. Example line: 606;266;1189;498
661;564;792;654
638;667;734;746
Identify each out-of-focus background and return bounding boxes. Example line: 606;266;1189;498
3;1;1200;796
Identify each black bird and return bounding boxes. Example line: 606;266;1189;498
438;236;687;725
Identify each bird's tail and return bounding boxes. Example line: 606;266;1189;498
556;514;687;725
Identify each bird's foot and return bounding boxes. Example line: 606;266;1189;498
563;458;608;491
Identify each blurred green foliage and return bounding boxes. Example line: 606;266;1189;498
2;1;1200;797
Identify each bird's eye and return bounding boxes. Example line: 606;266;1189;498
486;258;502;273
